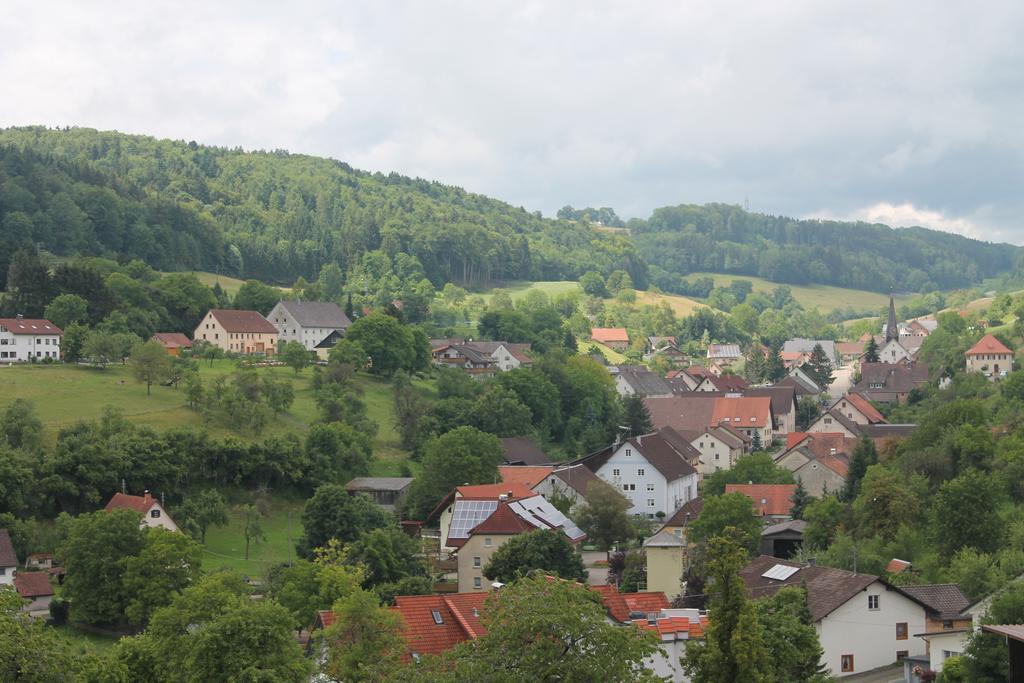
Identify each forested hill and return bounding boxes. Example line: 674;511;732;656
630;203;1019;294
0;126;645;287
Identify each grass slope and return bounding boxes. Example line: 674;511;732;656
201;498;306;577
480;280;582;302
163;271;290;297
630;290;707;316
688;272;916;312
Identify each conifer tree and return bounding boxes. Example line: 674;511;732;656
803;344;835;389
790;479;811;520
863;335;880;363
622;393;653;436
842;435;877;502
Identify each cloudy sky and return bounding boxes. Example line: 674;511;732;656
3;1;1023;242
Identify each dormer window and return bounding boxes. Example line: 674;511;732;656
431;609;444;624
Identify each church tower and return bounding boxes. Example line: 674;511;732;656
885;292;898;343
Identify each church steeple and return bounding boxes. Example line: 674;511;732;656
886;291;898;343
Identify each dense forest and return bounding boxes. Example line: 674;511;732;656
0;126;1018;296
630;203;1019;293
0;127;645;288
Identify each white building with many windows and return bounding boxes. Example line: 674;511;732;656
0;317;62;362
575;431;699;518
267;300;352;351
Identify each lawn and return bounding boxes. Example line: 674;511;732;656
52;623;119;653
0;361;433;475
578;341;626;364
628;290;707;316
687;272;917;312
480;280;582;302
201;497;306;578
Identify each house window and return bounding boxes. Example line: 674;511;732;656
699;442;704;448
623;485;629;491
841;654;854;672
431;609;444;624
868;595;879;610
473;556;481;568
625;449;632;457
473;577;482;589
896;651;909;661
150;509;161;518
647;484;655;492
484;538;492;547
824;417;832;424
612;469;620;476
942;620;954;630
647;499;655;507
637;468;645;476
0;568;5;575
896;622;907;640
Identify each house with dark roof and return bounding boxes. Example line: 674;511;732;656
745;385;798;435
760;519;807;559
0;317;63;362
613;365;674;398
104;491;179;532
344;477;413;511
193;309;278;356
0;529;17;586
531;464;611;508
741;555;932;677
268;300;351;352
152;332;192;357
693;374;749;393
852;362;929;403
14;572;54;617
432;340;532;376
499;436;551;466
903;584;974;675
965;333;1014;379
574;430;699;519
775;432;854;496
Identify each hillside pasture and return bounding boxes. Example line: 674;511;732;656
687;272;916;312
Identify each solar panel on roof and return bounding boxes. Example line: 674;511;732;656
761;564;800;581
448;500;498;540
512;496;586;540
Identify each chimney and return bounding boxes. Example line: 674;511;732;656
498;494;508;502
15;314;22;321
143;489;152;504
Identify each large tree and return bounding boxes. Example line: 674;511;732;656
621;393;654;436
483;529;587;584
931;468;1006;555
841;435;877;502
122;528;203;626
402;427;504;519
687;493;761;554
298;486;392;557
802;344;834;389
130;340;172;396
573;480;634;551
321;588;404;682
756;587;827;682
345;313;424;376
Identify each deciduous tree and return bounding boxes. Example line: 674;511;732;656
483;529;587;583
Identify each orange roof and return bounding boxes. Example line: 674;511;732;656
455;483;536;501
14;572;53;598
843;393;886;424
153;332;192;348
632;614;709;638
786;432;811;449
104;492;159;514
593;584;670;622
711;396;772;429
725;484;796;516
886;558;912;574
498;466;554;490
590;327;629;343
966;334;1013;356
389;593;490;659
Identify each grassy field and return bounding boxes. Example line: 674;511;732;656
480;280;582;302
687;272;916;312
201;497;306;577
163;271;291;297
0;361;431;476
578;341;627;364
630;290;707;316
52;624;119;653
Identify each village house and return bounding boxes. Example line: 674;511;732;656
829;393;887;426
14;572;54;617
193;309;278;356
431;340;532;376
724;483;796;521
775;432;854;496
152;332;192;357
529;464;609;509
786;366;825;396
902;584;972;675
965;333;1014;379
267;300;351;352
665;366;707;391
692;374;748;393
0;317;62;362
645;336;688;365
783;339;839;366
430;483;537;553
643;530;686;599
684;426;748;476
760;519;807;559
877;336;921;365
745;385;799;435
853;362;930;404
590;327;630;351
613;365;674;398
499;436;552;466
574;430;700;518
104;491;179;532
836;341;865;366
706;343;741;368
344;477;413;512
741;555;937;677
451;497;586;592
0;529;17;585
710;396;775;445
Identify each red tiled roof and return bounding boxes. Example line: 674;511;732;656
14;572;53;598
0;318;62;335
966;334;1013;356
593;583;671;622
390;593;489;659
455;483;536;500
887;558;911;574
207;309;277;334
725;484;796;517
632;614;709;638
786;432;811;449
843;393;886;424
711;396;772;429
498;466;554;490
152;332;192;348
590;327;629;343
470;502;537;536
104;492;158;514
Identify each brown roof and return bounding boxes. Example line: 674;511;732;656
470;502;537;535
843;393;886;424
725;484;796;517
711;396;773;429
886;558;912;574
776;375;819;396
745;385;797;417
644;395;718;434
982;624;1024;642
577;431;697;483
702;375;749;392
0;529;18;567
0;318;62;335
208;309;277;333
104;492;159;514
853;362;930;397
500;437;551;466
153;332;192;348
740;555;877;621
661;498;704;528
591;327;629;343
550;465;605;497
14;572;53;598
966;334;1013;356
897;584;970;620
836;341;865;356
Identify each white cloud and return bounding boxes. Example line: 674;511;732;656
1;1;1023;240
806;202;1019;244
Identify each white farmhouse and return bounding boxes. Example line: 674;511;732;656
104;491;180;532
742;555;940;677
267;300;351;351
0;317;62;362
0;529;17;586
576;431;699;518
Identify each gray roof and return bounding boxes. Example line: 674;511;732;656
550;464;603;496
761;519;808;537
0;529;17;567
277;301;352;329
707;344;742;359
644;530;685;548
783;339;837;362
616;365;673;396
897;584;971;621
345;477;414;492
